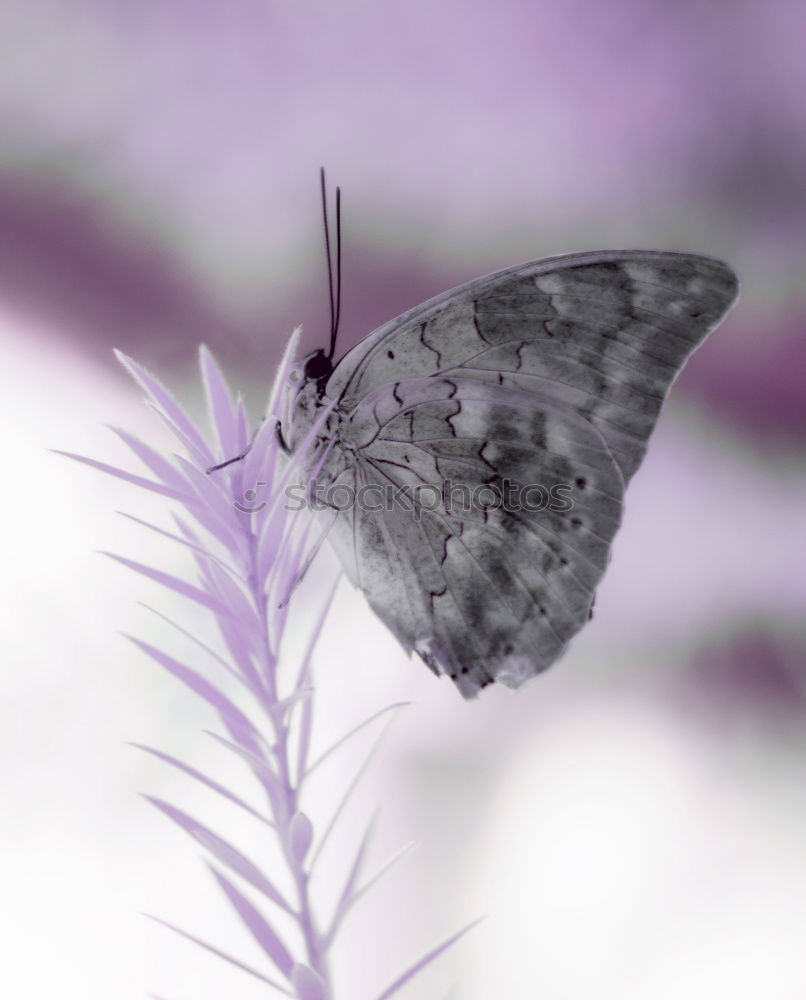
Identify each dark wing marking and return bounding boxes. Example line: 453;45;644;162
325;251;738;481
325;377;624;698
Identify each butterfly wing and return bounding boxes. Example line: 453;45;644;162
322;375;624;697
305;250;737;696
327;251;738;481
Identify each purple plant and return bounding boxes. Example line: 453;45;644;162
58;331;477;999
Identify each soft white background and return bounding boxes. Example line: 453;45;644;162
3;300;805;999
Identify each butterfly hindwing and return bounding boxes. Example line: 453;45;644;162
319;377;624;697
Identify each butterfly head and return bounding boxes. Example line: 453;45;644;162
288;348;333;398
282;348;335;453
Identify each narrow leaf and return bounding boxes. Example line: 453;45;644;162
212;611;268;702
273;688;313;722
310;710;401;869
129;742;273;828
265;325;301;420
52;450;187;501
326;812;377;943
200;344;238;459
209;866;295;978
177;452;240;527
104;553;234;619
256;500;294;596
173;490;244;556
137;602;252;694
145;796;292;912
115;350;214;467
146;914;293;996
204;731;283;802
175;455;244;553
203;556;261;636
146;402;213;471
126;636;262;754
118;512;244;582
234;395;250;452
277;514;335;609
307;703;412;778
295;576;340;783
254;403;337;537
241;413;279;507
109;426;189;493
348;842;418;914
373;920;485;1000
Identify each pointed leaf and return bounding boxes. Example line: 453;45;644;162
174;490;244;555
295;576;340;783
145;402;213;471
204;731;283;803
104;553;234;618
213;611;267;701
288;812;314;865
200;344;238;459
126;636;262;754
137;602;251;693
241;414;279;507
291;963;328;1000
109;426;189;493
146;914;293;995
117;512;244;582
235;395;250;452
254;403;337;536
175;455;243;552
115;350;214;467
203;556;261;636
189;552;262;680
266;326;301;420
209;866;295;978
145;796;292;912
350;842;417;913
373;920;485;1000
256;499;293;593
326;813;377;943
52;450;187;501
129;742;273;828
310;709;401;869
307;703;412;778
275;515;323;610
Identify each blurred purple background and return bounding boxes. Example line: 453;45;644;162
3;2;805;998
3;0;806;438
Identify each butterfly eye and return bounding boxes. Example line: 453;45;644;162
289;369;302;384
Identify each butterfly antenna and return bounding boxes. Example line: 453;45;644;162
320;167;336;357
332;183;342;360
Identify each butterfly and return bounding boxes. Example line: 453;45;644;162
278;174;738;698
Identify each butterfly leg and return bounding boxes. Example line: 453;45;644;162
275;420;291;455
206;418;272;474
206;446;252;474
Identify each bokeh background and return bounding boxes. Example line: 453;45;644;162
3;1;806;998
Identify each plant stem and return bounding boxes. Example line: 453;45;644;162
247;513;333;993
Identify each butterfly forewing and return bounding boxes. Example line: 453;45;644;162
326;251;738;481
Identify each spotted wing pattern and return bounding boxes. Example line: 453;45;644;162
327;251;739;482
295;251;738;696
314;377;621;697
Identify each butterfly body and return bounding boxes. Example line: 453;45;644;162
282;250;738;698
